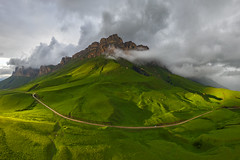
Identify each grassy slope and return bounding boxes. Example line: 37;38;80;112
0;56;240;159
19;57;240;126
0;76;34;89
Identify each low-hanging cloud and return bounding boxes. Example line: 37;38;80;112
0;68;13;75
3;0;240;91
0;65;14;79
99;0;170;45
8;37;78;68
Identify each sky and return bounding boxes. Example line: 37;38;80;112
1;0;240;90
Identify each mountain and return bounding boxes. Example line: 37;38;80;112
0;34;149;89
0;34;240;159
12;34;239;126
190;77;226;89
16;54;240;126
0;67;39;89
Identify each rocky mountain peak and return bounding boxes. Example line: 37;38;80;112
12;34;149;78
60;56;71;65
39;65;55;76
12;66;39;77
72;34;149;59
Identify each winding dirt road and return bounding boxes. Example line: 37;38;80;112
32;93;213;129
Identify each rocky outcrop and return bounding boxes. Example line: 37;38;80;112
12;65;55;77
59;56;71;65
12;66;39;77
39;65;55;76
136;45;149;51
12;34;149;78
72;34;149;59
123;41;137;50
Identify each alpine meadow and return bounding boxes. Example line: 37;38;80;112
1;1;240;160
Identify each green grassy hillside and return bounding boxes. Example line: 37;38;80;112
0;76;34;89
17;56;240;126
0;56;240;159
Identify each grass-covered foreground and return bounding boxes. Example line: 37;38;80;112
1;91;240;160
0;57;240;159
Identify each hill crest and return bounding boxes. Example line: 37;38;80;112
12;34;149;78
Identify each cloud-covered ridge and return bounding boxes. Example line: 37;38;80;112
2;0;240;90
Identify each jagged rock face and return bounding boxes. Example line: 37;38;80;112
103;34;125;48
13;65;55;77
136;45;149;51
12;34;149;78
12;66;39;77
124;41;137;50
72;34;149;59
60;56;71;65
39;65;55;76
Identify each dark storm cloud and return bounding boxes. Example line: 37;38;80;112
78;21;100;49
0;0;61;58
222;70;240;77
100;0;170;45
54;0;109;16
2;0;240;90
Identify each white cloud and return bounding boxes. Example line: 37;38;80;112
2;0;240;90
0;58;13;78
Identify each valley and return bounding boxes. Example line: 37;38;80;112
0;35;240;160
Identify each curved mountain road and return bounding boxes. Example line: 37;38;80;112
32;93;213;129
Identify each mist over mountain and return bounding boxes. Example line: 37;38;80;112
1;1;240;159
2;0;240;91
5;33;228;90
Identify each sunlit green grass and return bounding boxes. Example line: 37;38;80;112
16;57;240;126
0;92;240;160
0;56;240;159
